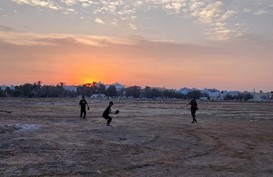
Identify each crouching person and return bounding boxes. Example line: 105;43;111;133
102;101;119;127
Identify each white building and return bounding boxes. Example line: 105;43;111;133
1;85;15;91
219;91;229;100
90;94;106;99
63;86;77;92
228;91;240;97
251;91;272;102
202;88;221;100
106;82;125;91
1;85;6;91
179;87;192;95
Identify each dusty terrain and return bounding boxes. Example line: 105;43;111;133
1;98;273;177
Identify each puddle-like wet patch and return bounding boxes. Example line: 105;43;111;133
0;124;41;133
16;124;40;132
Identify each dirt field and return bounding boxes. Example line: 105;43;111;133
1;98;273;177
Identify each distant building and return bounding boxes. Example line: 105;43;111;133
202;88;221;100
106;82;125;91
251;91;272;102
1;85;6;91
179;87;191;95
199;97;209;100
90;94;106;99
1;85;15;91
219;91;229;100
228;91;240;97
63;86;77;92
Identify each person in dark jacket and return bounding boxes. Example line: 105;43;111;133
102;101;117;126
79;96;89;119
187;97;198;123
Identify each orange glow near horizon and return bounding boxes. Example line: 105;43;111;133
1;1;273;92
0;33;272;92
60;55;122;86
81;78;99;84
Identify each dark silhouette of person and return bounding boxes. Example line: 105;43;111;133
102;101;115;126
188;97;198;123
79;96;89;119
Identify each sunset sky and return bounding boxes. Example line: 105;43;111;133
0;0;273;91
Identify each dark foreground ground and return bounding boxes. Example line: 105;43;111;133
1;98;273;177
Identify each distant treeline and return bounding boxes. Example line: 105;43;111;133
0;81;253;100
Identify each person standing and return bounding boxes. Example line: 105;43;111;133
79;96;89;119
187;97;198;123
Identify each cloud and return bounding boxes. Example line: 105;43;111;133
12;0;61;10
0;28;136;46
144;0;241;40
240;1;273;16
254;9;270;15
94;17;105;25
220;10;236;21
60;0;77;6
165;2;183;13
9;0;272;41
129;23;137;30
187;1;239;40
190;1;222;23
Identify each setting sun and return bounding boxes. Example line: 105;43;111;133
81;77;99;84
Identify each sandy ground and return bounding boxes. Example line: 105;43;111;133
0;98;273;177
